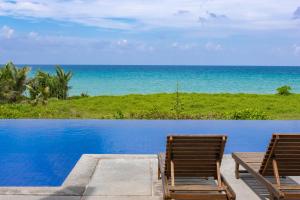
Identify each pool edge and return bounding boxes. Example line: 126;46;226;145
0;154;158;196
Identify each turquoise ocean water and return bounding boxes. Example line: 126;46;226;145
27;65;300;96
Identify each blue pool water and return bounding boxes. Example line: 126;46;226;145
1;120;300;186
26;65;300;96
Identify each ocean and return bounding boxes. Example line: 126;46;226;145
26;65;300;96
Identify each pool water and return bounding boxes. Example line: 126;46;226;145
0;120;300;186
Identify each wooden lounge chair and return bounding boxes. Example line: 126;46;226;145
158;135;236;200
232;134;300;200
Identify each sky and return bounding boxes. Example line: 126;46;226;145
0;0;300;65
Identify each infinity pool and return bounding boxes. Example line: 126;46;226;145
0;120;300;186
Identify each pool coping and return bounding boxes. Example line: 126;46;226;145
0;154;157;196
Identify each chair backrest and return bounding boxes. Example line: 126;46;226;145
164;135;227;179
259;134;300;176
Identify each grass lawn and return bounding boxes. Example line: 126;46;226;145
0;93;299;119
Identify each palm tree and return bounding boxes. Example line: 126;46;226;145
0;62;30;102
27;66;72;102
55;65;72;99
26;71;51;102
1;62;73;103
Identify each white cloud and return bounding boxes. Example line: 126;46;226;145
0;0;299;31
172;42;196;50
136;43;155;52
116;39;128;46
1;30;299;65
294;44;300;56
28;31;38;38
205;42;222;51
172;42;179;47
1;25;14;39
21;34;155;53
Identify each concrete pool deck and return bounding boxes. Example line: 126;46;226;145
0;154;299;200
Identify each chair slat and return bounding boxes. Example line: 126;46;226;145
164;135;226;178
159;134;236;200
259;134;300;176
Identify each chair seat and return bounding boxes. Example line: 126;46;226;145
232;152;264;171
169;184;225;191
279;185;300;190
170;192;228;200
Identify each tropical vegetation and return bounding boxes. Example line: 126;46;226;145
1;62;299;120
0;93;300;119
0;62;72;104
276;85;292;96
0;62;30;103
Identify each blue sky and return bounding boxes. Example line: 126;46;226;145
0;0;300;65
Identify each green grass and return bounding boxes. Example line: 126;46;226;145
1;93;300;119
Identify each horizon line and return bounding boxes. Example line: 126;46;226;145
2;63;300;67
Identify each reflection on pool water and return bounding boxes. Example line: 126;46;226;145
0;120;300;186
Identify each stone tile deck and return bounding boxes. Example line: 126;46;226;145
0;154;299;200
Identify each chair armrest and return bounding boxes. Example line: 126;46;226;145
221;174;236;200
158;153;170;198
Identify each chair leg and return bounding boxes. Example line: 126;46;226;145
269;193;275;200
235;162;240;179
269;193;281;200
158;164;161;179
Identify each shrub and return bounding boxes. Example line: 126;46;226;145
276;85;292;96
80;92;89;97
143;106;170;119
114;110;124;119
132;107;169;119
226;108;268;120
